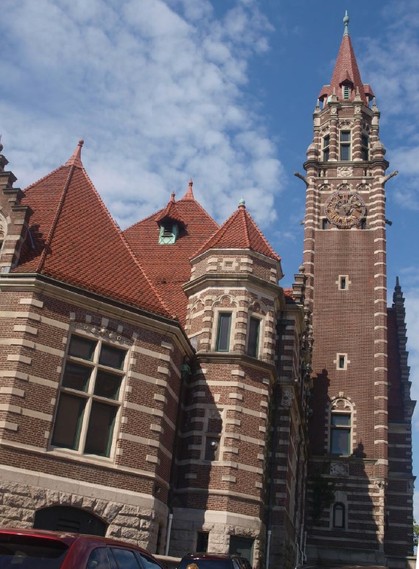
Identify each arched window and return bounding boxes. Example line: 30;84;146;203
34;505;107;535
333;502;345;529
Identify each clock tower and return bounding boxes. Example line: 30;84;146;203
301;13;414;566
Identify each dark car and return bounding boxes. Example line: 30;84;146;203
0;527;165;569
177;553;252;569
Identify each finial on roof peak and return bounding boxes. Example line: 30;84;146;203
183;178;195;200
170;191;176;202
239;198;246;209
343;10;349;36
65;139;84;168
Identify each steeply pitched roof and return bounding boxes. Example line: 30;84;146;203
193;199;280;262
15;141;173;319
318;12;374;104
123;181;219;324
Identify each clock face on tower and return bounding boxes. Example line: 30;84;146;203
325;190;366;228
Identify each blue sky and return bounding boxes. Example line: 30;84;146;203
1;0;418;517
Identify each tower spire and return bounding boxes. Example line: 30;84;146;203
318;13;374;105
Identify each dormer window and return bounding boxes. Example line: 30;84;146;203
158;221;179;244
342;85;350;100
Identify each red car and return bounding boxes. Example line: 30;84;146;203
0;527;165;569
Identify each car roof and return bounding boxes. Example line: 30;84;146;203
0;527;153;554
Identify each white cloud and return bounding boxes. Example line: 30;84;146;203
361;0;419;209
0;0;282;229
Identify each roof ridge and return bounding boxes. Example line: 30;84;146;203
240;202;251;249
68;161;173;318
35;162;77;272
241;204;280;261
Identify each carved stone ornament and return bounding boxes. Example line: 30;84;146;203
281;387;293;408
76;323;133;346
330;462;348;476
325;190;366;229
337;166;353;178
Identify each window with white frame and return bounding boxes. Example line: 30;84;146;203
247;316;261;358
51;334;127;457
338;275;349;290
330;412;351;456
336;353;347;370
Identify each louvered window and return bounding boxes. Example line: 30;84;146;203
159;221;179;244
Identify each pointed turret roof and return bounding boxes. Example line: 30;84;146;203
15;142;173;319
193;199;281;262
319;12;374;104
124;182;219;324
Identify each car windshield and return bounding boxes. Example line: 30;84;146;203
178;560;232;569
0;534;69;569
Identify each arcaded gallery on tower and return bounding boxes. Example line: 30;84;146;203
0;13;414;569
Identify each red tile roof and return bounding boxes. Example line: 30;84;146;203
318;26;374;104
193;199;281;262
15;142;173;319
123;181;219;324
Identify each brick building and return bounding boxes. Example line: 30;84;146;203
300;13;415;569
0;12;414;569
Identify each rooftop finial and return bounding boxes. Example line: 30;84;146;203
65;139;84;168
343;10;349;36
183;178;195;200
238;198;246;209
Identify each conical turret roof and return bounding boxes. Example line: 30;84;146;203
193;199;281;262
15;141;173;318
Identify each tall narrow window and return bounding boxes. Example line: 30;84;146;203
52;335;126;457
216;312;232;352
342;85;350;100
333;502;346;528
361;134;369;161
337;354;347;369
323;134;330;162
197;531;209;552
330;413;351;455
340;131;351;160
338;275;348;290
247;317;260;358
205;437;220;461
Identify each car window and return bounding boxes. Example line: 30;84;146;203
111;548;142;569
0;534;68;569
87;547;113;569
137;552;162;569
